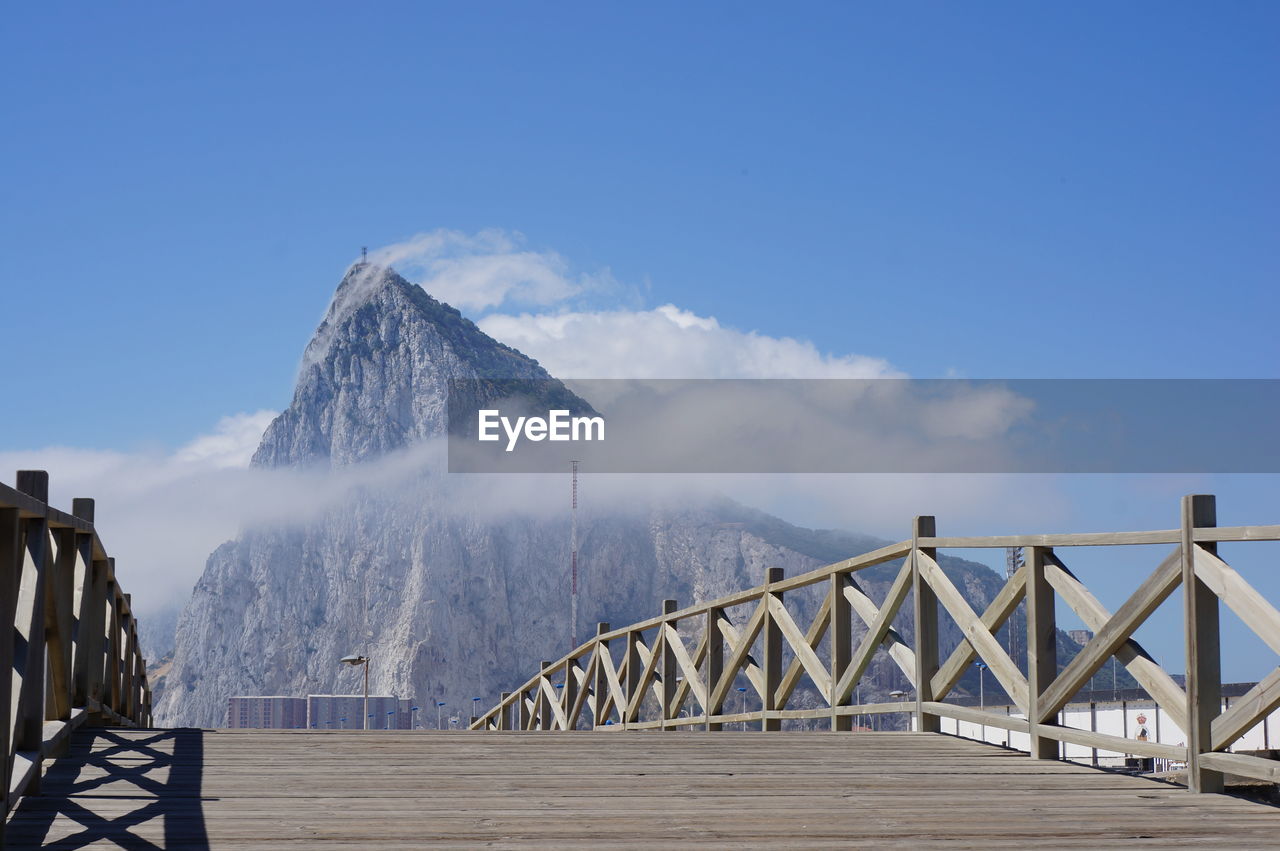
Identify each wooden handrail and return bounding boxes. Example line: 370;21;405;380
472;495;1280;795
2;471;152;834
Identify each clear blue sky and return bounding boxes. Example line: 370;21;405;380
3;1;1276;450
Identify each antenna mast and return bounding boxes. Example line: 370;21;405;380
570;460;579;649
1006;547;1024;664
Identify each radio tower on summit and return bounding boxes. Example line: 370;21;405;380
570;460;580;649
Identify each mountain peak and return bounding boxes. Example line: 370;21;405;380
251;264;571;469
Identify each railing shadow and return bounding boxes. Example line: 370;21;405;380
4;728;209;850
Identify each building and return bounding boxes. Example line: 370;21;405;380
307;694;413;730
920;682;1278;770
227;696;308;729
1066;628;1094;646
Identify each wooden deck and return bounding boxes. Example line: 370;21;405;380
5;729;1277;848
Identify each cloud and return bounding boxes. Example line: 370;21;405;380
368;229;612;311
478;304;899;379
0;412;278;624
172;410;279;469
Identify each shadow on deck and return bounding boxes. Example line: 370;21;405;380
5;729;1278;848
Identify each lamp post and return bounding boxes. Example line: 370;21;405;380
472;697;482;720
974;661;989;741
386;710;396;730
339;716;347;730
737;686;747;731
889;689;909;732
436;701;446;730
340;654;370;730
411;706;420;729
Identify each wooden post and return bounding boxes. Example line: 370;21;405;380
831;572;853;732
661;599;677;729
14;471;50;795
706;608;724;731
498;692;511;730
564;657;580;730
912;516;940;733
106;581;121;715
69;499;95;707
46;527;77;722
592;623;610;729
84;558;110;707
625;629;643;729
123;601;138;722
538;661;553;731
763;568;784;731
0;505;20;833
1025;546;1058;759
1182;494;1223;793
518;688;533;730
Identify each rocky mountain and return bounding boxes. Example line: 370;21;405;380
155;264;1086;729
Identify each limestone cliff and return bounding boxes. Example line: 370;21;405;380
156;265;1012;728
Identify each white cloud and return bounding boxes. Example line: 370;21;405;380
369;229;607;311
0;411;278;622
172;410;278;469
478;304;899;379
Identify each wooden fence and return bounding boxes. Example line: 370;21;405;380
2;470;151;834
471;494;1280;794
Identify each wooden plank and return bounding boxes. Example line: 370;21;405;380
1182;496;1222;794
660;600;678;724
12;729;1280;848
775;589;831;709
843;574;916;684
930;564;1025;701
1211;666;1280;751
663;623;708;712
1037;547;1183;721
705;609;723;731
589;542;912;643
832;560;913;704
707;601;768;712
1030;725;1186;760
912;518;940;732
765;594;832;700
920;530;1183;548
918;552;1029;713
1193;547;1280;656
1024;546;1058;759
1044;554;1189;732
921;702;1029;734
1199;750;1280;783
762;568;784;730
0;507;19;832
829;573;852;731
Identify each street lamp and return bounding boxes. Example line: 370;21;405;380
737;686;747;731
386;710;396;730
339;716;347;730
340;654;370;731
472;697;482;719
436;701;446;730
889;689;909;732
974;660;989;741
411;706;420;729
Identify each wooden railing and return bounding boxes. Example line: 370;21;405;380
471;494;1280;794
2;470;151;832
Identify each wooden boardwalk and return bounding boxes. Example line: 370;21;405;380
5;729;1277;848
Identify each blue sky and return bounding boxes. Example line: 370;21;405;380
3;2;1277;450
2;3;1277;676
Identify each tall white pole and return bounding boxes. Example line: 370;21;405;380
363;660;369;731
570;460;579;649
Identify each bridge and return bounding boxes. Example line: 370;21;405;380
4;472;1279;847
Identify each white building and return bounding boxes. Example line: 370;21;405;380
928;683;1277;770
